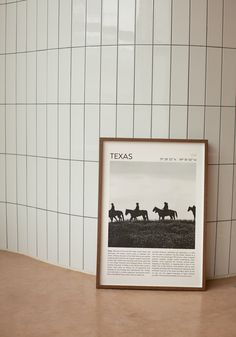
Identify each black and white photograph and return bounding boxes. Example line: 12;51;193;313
97;138;207;290
108;161;196;249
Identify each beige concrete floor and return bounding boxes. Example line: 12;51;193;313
0;251;236;337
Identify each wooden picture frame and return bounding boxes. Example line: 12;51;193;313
96;138;208;290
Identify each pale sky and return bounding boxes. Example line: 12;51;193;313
110;161;196;220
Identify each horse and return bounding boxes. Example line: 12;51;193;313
125;209;149;221
152;207;178;220
188;206;196;221
109;209;124;222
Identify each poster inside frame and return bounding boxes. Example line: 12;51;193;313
96;138;208;290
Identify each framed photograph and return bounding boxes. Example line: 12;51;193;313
96;138;208;290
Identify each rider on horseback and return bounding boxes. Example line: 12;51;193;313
111;203;115;211
135;203;140;211
163;202;169;211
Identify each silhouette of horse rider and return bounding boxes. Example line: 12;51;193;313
153;202;178;220
109;203;124;222
163;202;168;211
125;203;149;221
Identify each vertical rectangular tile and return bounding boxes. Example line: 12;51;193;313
190;0;207;45
171;46;188;105
117;46;134;104
7;203;17;252
206;48;221;106
205;222;216;279
207;0;223;47
37;105;47;157
100;105;116;137
37;157;47;209
101;46;116;104
47;211;58;264
70;161;83;216
6;154;16;203
0;204;7;249
47;105;58;158
27;156;36;207
151;106;169;139
58;49;71;104
48;0;59;49
37;209;47;260
6;3;16;53
215;221;231;277
223;0;236;48
135;46;152;104
47;50;58;104
207;165;219;222
84;105;99;161
217;165;234;221
16;105;26;148
47;158;57;212
27;105;37;156
172;0;189;44
153;46;171;104
219;108;235;164
86;0;101;45
17;1;27;52
58;105;70;159
134;105;151;138
85;47;100;103
28;207;37;257
0;155;5;201
37;0;47;50
154;0;171;44
204;107;220;164
222;50;236;106
117;105;134;138
84;162;98;217
188;107;204;139
6;105;16;153
26;52;36;104
17;156;26;204
58;213;70;267
0;56;5;104
102;0;117;45
71;105;84;160
170;106;187;139
27;0;37;51
58;160;70;214
19;214;27;261
0;106;5;152
6;54;16;104
118;0;135;44
135;0;153;44
83;217;97;274
229;221;236;274
232;167;236;220
71;47;85;104
37;51;47;103
70;216;83;270
0;5;6;53
59;0;72;48
189;47;206;106
72;0;86;46
16;53;26;103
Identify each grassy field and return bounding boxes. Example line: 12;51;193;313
108;220;195;249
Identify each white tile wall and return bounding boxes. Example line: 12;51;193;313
207;0;223;47
0;0;236;279
0;6;6;53
154;0;171;44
